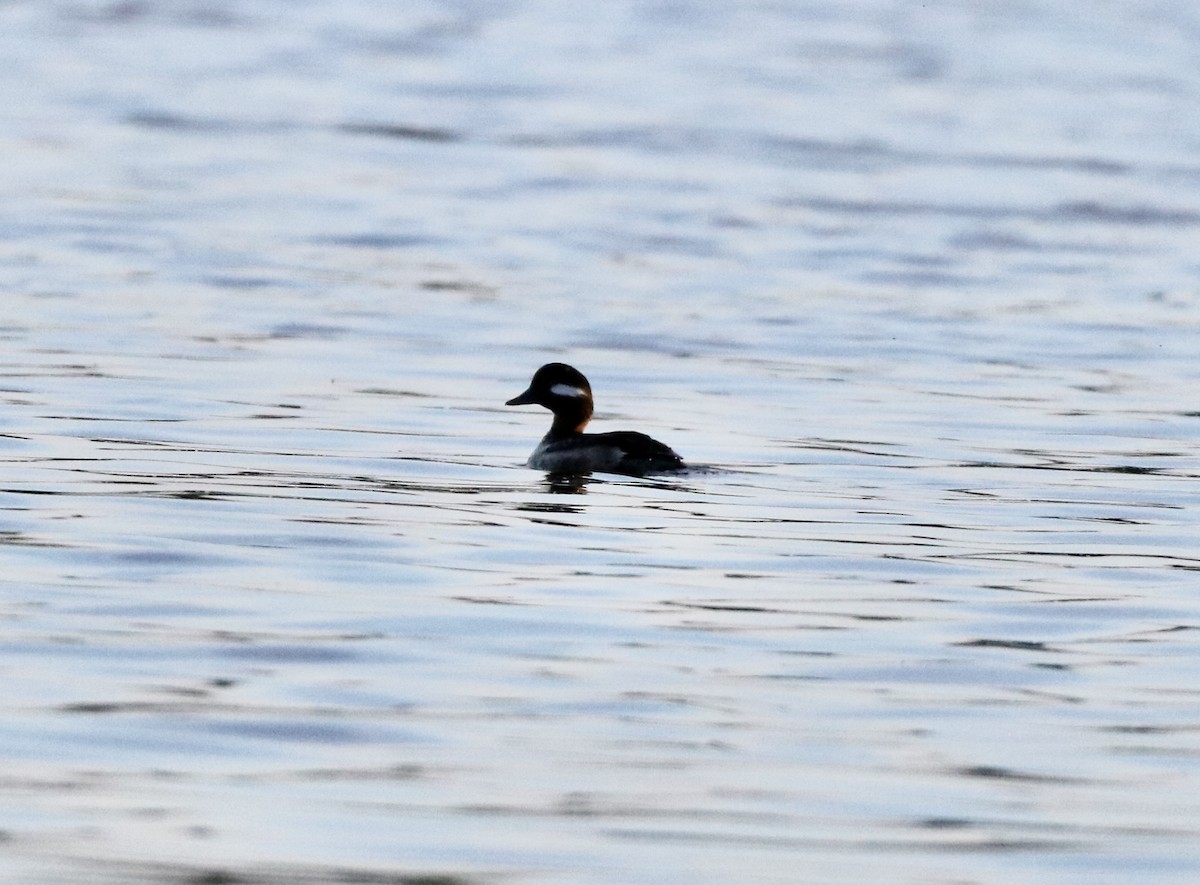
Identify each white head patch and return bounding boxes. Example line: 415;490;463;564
550;383;587;399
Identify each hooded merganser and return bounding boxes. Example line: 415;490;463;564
506;363;685;477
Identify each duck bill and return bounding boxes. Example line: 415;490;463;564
506;387;538;406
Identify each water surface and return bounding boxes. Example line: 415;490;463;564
3;2;1200;883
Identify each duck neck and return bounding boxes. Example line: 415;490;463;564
548;401;593;437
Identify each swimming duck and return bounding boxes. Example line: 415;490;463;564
506;362;685;477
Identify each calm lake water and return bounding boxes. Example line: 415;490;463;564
3;2;1200;883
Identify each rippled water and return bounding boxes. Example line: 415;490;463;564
3;2;1200;883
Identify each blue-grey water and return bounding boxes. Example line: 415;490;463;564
3;2;1200;883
